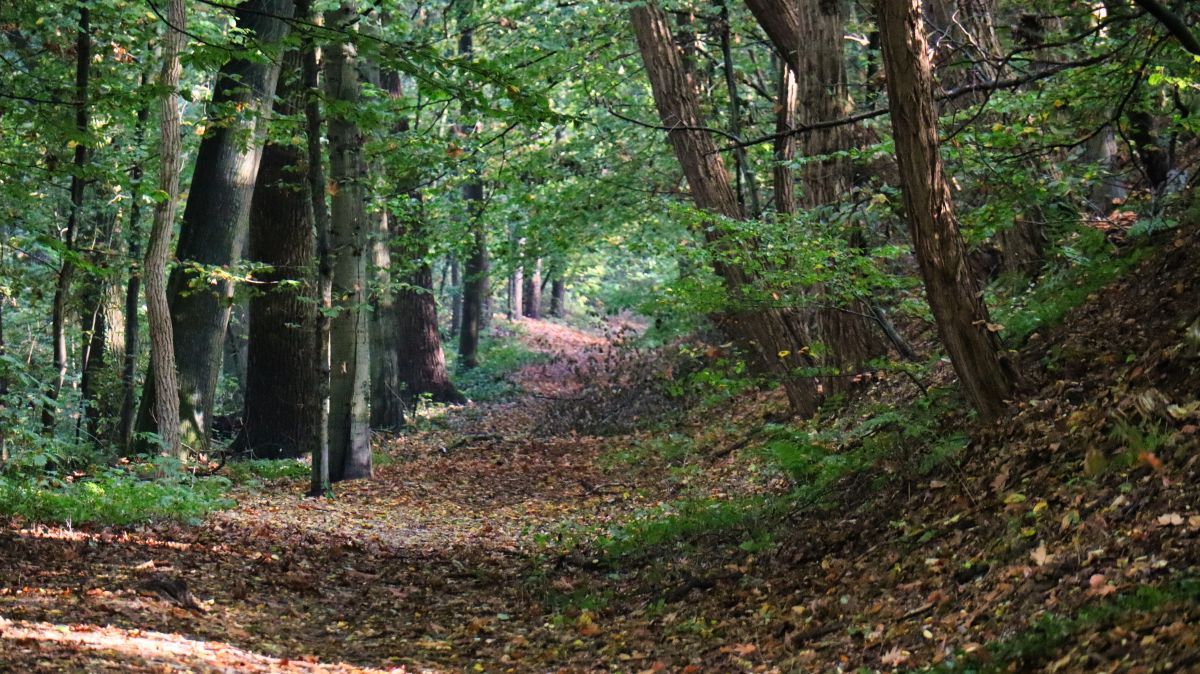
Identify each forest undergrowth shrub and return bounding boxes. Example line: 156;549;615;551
990;223;1153;346
0;460;234;526
909;578;1200;674
452;335;549;401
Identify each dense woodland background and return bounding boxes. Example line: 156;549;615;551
1;0;1200;671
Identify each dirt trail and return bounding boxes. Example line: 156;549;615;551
0;318;667;674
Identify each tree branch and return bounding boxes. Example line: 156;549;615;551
1132;0;1200;56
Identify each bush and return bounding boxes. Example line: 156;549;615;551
0;466;235;526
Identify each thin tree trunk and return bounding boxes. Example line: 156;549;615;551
772;58;798;214
450;255;463;335
456;3;487;369
135;0;295;451
301;0;332;496
718;0;761;217
144;0;186;458
324;2;371;482
43;2;90;434
119;99;149;451
509;234;524;321
876;0;1014;420
630;2;819;416
237;56;317;459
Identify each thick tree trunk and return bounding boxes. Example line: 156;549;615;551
796;0;884;390
237;61;317;459
773;59;798;215
394;233;465;404
324;3;372;482
631;2;819;416
523;257;541;319
43;3;90;434
876;0;1014;420
144;0;186;458
369;209;406;431
136;0;294;451
508;245;523;322
925;0;1002;105
549;277;565;317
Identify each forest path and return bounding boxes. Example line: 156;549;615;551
0;317;682;673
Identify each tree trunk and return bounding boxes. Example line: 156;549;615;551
237;59;317;459
301;0;333;496
508;241;523;322
144;0;186;458
119;99;149;451
773;58;798;215
876;0;1014;421
456;4;487;369
393;224;465;404
135;0;295;451
523;257;541;319
549;277;565;317
369;208;406;431
43;2;90;434
450;256;463;335
324;2;372;482
630;2;819;416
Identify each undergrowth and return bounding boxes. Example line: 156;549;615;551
990;225;1151;346
908;577;1200;674
452;334;549;401
0;465;234;526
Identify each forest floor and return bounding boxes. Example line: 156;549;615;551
3;226;1200;673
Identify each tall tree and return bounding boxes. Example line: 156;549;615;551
876;0;1014;420
42;2;91;433
630;1;820;416
237;57;317;459
135;0;295;450
744;0;885;389
457;0;488;369
144;0;187;458
323;1;372;482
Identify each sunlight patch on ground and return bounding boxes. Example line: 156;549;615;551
0;617;431;673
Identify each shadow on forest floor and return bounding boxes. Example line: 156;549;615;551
4;227;1200;673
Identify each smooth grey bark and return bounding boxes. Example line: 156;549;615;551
324;2;372;482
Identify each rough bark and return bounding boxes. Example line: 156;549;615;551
144;0;186;458
369;208;407;431
237;60;317;459
136;0;295;451
876;0;1014;420
631;2;819;416
773;59;798;215
324;2;372;482
393;220;465;404
457;9;487;369
795;0;884;390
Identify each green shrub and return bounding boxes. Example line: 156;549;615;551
0;466;235;526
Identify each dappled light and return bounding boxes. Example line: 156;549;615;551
3;0;1200;671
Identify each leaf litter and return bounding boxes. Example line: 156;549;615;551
2;227;1200;672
